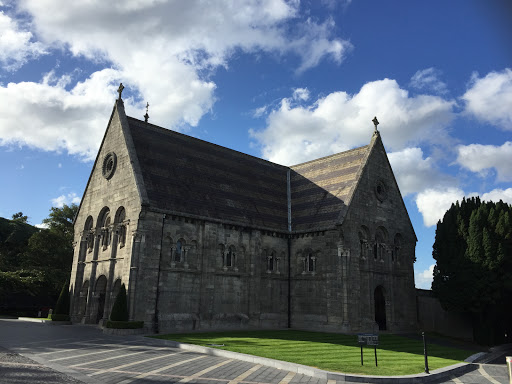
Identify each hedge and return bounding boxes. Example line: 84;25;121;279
50;313;70;321
106;320;144;329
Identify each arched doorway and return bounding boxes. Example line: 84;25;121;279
374;286;387;330
94;276;107;324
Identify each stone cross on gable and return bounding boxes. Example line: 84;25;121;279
144;102;150;122
372;116;379;132
117;83;125;100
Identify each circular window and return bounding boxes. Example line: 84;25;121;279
375;180;387;202
102;152;117;180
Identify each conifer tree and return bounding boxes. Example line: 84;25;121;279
432;197;512;345
53;280;70;319
109;283;128;321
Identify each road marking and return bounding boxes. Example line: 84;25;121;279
227;364;262;384
36;338;109;354
278;371;296;384
327;380;336;384
179;359;234;383
89;351;185;376
450;376;463;384
69;346;171;367
478;365;501;384
48;344;149;361
76;365;269;384
116;355;207;384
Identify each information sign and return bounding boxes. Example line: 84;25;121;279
357;334;379;366
357;334;379;346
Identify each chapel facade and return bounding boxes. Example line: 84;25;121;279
69;95;418;333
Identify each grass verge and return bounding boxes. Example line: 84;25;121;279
151;330;478;376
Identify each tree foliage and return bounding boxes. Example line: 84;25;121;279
432;197;512;345
11;212;28;223
0;204;78;314
0;216;39;271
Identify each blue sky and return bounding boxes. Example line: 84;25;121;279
1;0;511;289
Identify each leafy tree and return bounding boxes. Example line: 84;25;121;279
42;205;77;240
109;284;129;321
0;217;39;271
432;197;512;345
0;204;78;315
22;204;78;290
11;212;28;223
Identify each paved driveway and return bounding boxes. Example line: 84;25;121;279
0;319;509;384
0;319;327;384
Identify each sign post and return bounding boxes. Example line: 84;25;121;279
358;334;379;367
422;332;429;374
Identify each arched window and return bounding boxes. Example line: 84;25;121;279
84;216;94;253
302;250;316;273
102;214;111;249
393;234;402;263
115;207;126;248
374;227;388;261
226;246;235;268
174;240;183;262
265;250;280;273
97;208;111;251
359;226;370;259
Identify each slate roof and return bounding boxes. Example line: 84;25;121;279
290;146;369;232
128;118;289;231
127;116;370;233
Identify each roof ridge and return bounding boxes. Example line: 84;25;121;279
127;116;289;170
290;144;370;168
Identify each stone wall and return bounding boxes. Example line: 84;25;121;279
71;105;419;334
340;133;418;333
70;102;142;324
131;211;290;333
416;289;473;341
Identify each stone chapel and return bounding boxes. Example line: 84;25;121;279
69;92;418;333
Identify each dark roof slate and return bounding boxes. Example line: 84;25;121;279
290;147;369;231
128;117;289;231
127;117;370;232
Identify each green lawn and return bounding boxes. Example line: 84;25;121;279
151;330;478;376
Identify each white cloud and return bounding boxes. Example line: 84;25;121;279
462;68;512;130
0;1;350;159
415;264;435;289
481;188;512;205
415;187;465;227
253;105;268;118
292;87;310;101
456;142;512;182
388;147;454;196
410;68;447;94
251;79;455;165
35;222;49;229
51;192;81;208
0;10;46;70
0;69;125;160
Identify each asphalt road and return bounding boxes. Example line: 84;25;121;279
0;319;509;384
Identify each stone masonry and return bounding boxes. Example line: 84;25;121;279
69;97;418;334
